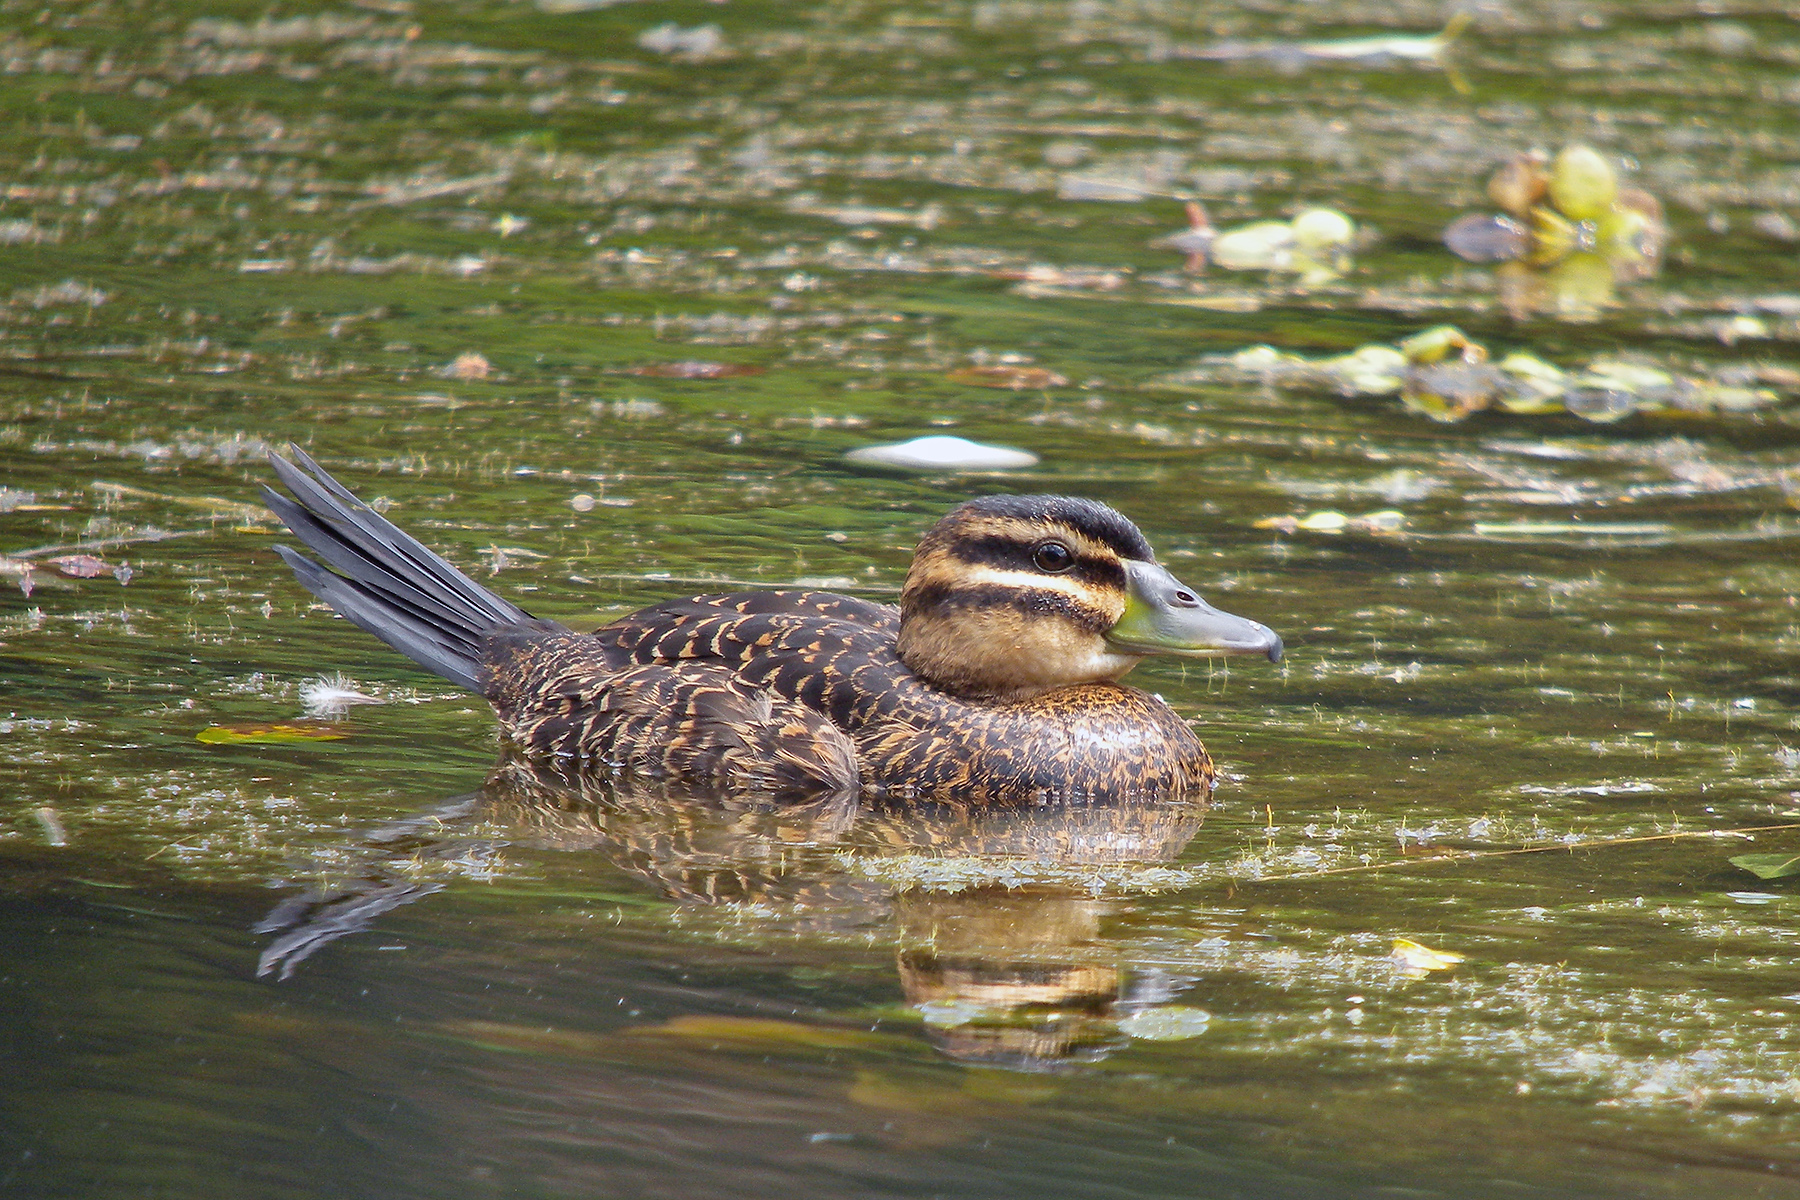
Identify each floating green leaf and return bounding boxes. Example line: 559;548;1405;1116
1392;937;1466;975
196;722;349;745
1729;853;1800;881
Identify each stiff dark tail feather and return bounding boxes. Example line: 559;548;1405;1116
263;446;533;693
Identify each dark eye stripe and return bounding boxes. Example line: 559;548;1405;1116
940;535;1128;589
903;580;1114;636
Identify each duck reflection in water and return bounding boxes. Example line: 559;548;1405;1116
257;753;1212;1071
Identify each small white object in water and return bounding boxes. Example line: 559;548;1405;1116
300;673;383;717
638;22;729;59
845;435;1038;472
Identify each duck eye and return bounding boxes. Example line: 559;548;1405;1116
1032;541;1074;573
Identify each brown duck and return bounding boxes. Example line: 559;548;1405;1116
264;448;1281;802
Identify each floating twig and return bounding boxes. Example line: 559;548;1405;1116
91;480;273;524
6;526;215;560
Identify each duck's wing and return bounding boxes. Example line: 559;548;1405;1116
598;589;900;641
581;590;908;730
479;590;907;792
481;622;863;794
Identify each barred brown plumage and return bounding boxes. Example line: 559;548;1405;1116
264;447;1282;802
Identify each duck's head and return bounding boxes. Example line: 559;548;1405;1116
896;495;1282;701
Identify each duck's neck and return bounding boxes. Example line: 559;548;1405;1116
895;609;1143;703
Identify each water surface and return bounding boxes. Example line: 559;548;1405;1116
5;1;1800;1196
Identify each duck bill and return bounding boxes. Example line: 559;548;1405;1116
1105;560;1284;663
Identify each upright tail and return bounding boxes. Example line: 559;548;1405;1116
262;447;534;693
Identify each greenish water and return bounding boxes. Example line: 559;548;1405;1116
5;1;1800;1196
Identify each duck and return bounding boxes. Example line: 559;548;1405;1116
262;447;1282;802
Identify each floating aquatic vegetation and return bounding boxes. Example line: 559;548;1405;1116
845;436;1039;472
1152;326;1786;424
1729;853;1800;881
1393;325;1511;422
1154;202;1356;285
195;722;350;744
1445;146;1668;320
1391;937;1466;977
1450;146;1666;272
